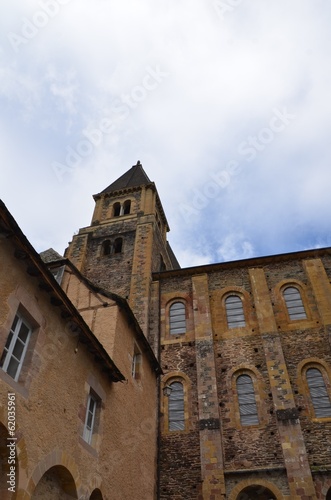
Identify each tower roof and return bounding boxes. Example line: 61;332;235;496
94;160;170;232
100;161;152;194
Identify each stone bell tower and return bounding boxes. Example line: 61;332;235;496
65;161;180;336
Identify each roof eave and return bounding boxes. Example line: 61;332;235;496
0;200;125;383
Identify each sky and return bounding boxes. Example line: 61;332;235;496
1;0;331;268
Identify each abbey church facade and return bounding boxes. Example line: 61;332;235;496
1;163;331;499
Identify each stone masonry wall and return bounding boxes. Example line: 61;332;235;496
82;220;137;298
216;338;284;470
0;235;158;499
156;254;331;499
160;342;201;499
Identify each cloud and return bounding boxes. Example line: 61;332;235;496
0;1;331;269
217;233;255;262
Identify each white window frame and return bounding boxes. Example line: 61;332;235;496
0;313;32;382
83;393;98;445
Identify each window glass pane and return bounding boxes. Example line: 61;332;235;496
225;296;246;328
169;303;186;334
12;339;25;361
86;411;94;430
89;397;96;413
11;315;19;332
18;323;30;343
6;358;19;379
169;422;185;431
236;374;259;425
307;368;331;418
283;287;307;320
132;352;141;378
169;382;185;431
51;266;65;284
84;394;98;444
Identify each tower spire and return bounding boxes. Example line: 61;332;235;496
99;161;152;195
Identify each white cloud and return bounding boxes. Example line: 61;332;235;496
0;1;331;269
217;233;255;262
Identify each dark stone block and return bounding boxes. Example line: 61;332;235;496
276;408;299;422
199;418;220;431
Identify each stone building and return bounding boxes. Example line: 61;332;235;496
1;162;331;499
0;198;160;499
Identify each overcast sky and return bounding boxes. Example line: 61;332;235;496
1;0;331;268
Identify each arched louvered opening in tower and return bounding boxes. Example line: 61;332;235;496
113;238;123;254
102;240;112;256
113;202;121;217
123;200;131;215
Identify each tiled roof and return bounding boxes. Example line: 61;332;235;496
40;248;63;263
100;161;152;194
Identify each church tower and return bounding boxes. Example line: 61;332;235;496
65;161;180;336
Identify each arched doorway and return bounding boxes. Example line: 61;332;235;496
237;485;277;500
90;488;103;499
31;465;78;499
326;486;331;500
0;422;17;500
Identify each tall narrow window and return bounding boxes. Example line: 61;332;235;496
225;295;246;329
132;350;142;380
123;200;131;215
113;238;123;254
113;202;121;217
132;343;142;380
83;393;98;445
283;287;307;320
168;382;185;431
169;302;186;335
306;368;331;418
0;314;32;381
236;374;259;426
102;240;112;256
